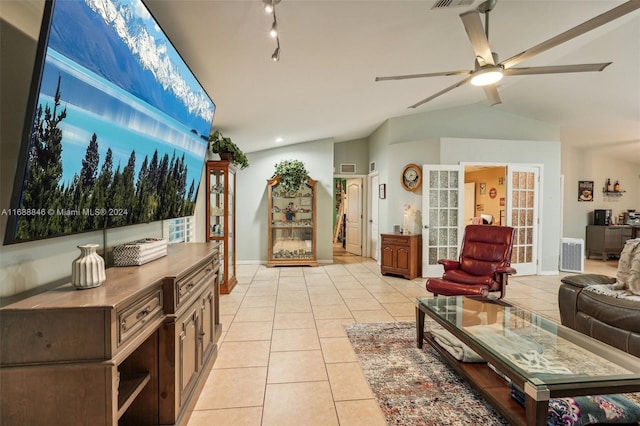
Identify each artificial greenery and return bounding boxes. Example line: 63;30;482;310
208;130;249;169
274;159;310;193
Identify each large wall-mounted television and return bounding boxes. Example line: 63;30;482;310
4;0;216;245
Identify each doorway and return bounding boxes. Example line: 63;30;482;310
333;176;365;259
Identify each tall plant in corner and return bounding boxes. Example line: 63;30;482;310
208;130;249;169
274;159;310;193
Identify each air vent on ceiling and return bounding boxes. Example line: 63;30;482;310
340;164;356;174
431;0;474;9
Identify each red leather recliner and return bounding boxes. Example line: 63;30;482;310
426;225;516;298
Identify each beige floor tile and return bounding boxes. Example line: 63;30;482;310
370;291;410;303
273;312;316;329
338;288;373;299
334;399;387;426
233;306;275;322
316;318;354;338
267;350;328;383
326;362;374;401
320;337;358;363
312;303;354;320
240;295;277;308
344;298;383;311
271;328;320;351
382;301;416;316
275;300;312;313
309;293;346;306
224;321;273;342
214;341;271;368
262;382;338;426
194;367;267;409
277;289;309;302
351;309;395;322
187;407;263;426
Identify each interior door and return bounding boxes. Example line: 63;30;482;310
368;173;379;261
506;165;539;275
421;165;464;277
345;178;362;255
464;182;475;225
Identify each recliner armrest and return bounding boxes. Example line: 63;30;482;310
438;259;460;271
560;274;616;289
495;266;516;275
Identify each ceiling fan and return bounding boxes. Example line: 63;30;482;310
375;0;640;108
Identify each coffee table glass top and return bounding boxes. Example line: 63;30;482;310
417;296;640;387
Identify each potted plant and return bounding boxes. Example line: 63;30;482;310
208;130;249;169
274;159;310;193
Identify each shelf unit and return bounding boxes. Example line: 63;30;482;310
267;175;318;267
206;160;237;294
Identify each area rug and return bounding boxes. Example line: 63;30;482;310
344;321;509;426
345;321;640;426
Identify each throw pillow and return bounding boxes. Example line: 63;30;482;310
628;247;640;295
547;394;640;426
614;238;640;290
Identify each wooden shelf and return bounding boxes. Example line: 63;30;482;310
117;372;151;419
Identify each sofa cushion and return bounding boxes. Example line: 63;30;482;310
616;239;640;288
578;288;640;333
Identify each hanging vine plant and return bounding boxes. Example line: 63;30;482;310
274;159;310;193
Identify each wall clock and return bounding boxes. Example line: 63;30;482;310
401;163;422;192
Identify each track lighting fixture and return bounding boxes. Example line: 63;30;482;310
265;0;282;61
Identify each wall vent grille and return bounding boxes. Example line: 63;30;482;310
340;163;356;174
369;161;376;172
560;238;584;273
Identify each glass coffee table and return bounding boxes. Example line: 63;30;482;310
416;296;640;426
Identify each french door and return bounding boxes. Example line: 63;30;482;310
506;165;539;275
421;165;464;277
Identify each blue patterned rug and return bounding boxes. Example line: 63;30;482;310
344;321;509;426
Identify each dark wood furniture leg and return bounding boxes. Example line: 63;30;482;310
416;305;425;349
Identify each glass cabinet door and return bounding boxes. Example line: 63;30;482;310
206;161;237;293
267;176;317;266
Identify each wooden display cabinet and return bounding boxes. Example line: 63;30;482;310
380;233;422;279
267;176;318;267
206;160;237;294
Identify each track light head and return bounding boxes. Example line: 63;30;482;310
270;21;278;38
271;46;280;61
264;1;273;13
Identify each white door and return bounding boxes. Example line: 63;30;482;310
421;165;464;277
368;173;379;260
345;178;362;255
464;182;475;225
506;165;540;275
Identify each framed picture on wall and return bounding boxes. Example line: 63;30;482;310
379;184;386;199
479;183;487;194
578;181;594;202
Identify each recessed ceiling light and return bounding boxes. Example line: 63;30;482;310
275;137;283;143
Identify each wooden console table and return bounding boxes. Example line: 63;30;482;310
0;242;221;426
380;233;422;279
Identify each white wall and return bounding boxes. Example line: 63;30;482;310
561;143;640;239
236;139;335;264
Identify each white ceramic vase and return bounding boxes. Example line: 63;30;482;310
71;244;106;289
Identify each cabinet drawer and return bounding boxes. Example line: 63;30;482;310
118;288;163;346
176;259;217;310
382;236;410;246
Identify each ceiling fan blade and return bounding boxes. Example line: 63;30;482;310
501;0;640;69
483;84;502;106
460;10;495;65
409;75;474;108
375;70;471;81
503;63;612;76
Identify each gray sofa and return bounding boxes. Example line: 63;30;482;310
558;273;640;357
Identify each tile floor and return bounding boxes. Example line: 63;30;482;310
186;253;620;426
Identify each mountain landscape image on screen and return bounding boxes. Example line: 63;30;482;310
9;0;215;243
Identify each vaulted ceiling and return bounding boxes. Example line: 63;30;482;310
6;0;640;164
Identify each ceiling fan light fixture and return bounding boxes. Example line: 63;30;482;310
470;66;503;86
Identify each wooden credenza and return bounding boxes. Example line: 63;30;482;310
0;242;221;426
380;233;422;280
